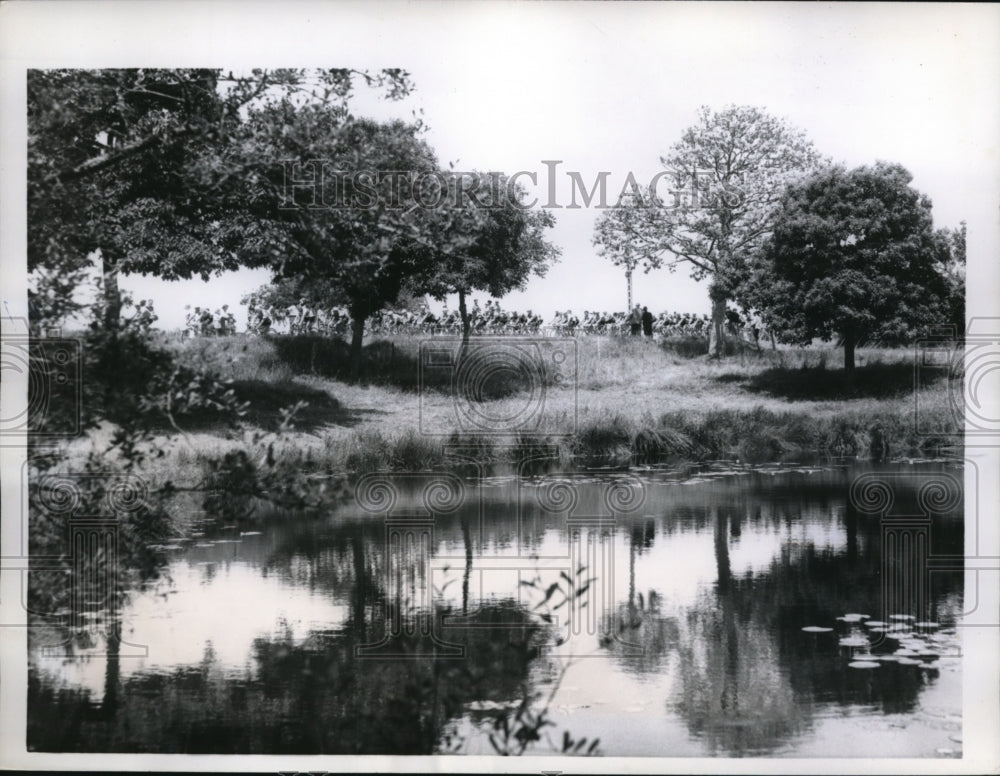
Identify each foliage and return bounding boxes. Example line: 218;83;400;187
81;322;248;432
234;105;449;376
652;106;822;282
591;191;648;308
748;162;953;373
28;264;92;327
413;172;560;340
481;561;601;756
27;68;414;326
27;429;177;626
932;220;966;336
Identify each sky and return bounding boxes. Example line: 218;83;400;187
5;1;999;331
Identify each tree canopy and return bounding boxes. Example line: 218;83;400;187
234;105;447;375
750;161;953;375
414;172;560;343
592;192;649;311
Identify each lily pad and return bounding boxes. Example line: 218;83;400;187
802;626;834;633
839;636;870;648
848;661;880;669
889;614;915;621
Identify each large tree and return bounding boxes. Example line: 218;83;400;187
240;104;447;378
751;162;952;377
617;105;822;357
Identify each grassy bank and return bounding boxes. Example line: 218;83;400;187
125;332;962;478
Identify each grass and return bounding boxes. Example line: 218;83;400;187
110;332;962;476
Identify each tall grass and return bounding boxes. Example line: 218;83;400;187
571;403;959;463
340;428;447;473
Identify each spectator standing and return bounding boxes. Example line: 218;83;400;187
641;306;654;337
628;305;642;336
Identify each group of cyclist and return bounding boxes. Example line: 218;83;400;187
386;299;547;335
550;309;716;337
247;300;351;336
184;305;238;337
239;296;757;340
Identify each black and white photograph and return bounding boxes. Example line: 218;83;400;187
1;2;998;772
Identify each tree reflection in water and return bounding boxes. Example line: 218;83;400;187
598;478;962;756
29;599;546;754
672;506;805;755
672;496;957;755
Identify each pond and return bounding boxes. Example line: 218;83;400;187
27;459;964;757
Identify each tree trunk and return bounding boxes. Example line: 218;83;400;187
101;251;122;333
626;267;633;312
458;289;471;350
349;314;366;382
351;534;367;634
845;503;859;563
713;508;731;594
844;329;856;389
707;285;727;359
461;514;472;616
101;619;121;721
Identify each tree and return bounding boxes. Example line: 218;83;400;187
27;68;413;331
242;105;445;378
416;172;560;347
621;105;822;357
752;162;952;378
592;191;648;311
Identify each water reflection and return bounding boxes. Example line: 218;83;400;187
29;601;544;754
28;461;964;756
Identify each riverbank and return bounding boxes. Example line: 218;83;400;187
101;333;962;480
